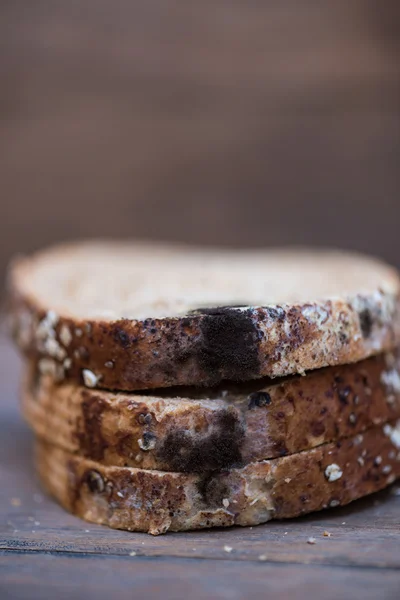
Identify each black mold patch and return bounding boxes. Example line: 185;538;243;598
140;431;157;450
265;306;286;321
358;308;373;338
156;410;244;472
337;386;352;405
194;307;260;382
189;306;250;314
196;472;230;506
248;391;272;409
112;326;132;348
85;470;105;494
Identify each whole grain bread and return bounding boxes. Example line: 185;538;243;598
35;420;400;534
23;353;400;470
9;241;400;390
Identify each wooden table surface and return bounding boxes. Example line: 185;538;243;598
1;333;399;600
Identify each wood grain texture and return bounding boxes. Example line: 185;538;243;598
2;552;400;600
0;331;400;598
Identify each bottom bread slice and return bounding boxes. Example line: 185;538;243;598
36;421;400;535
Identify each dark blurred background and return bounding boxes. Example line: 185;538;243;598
0;1;399;286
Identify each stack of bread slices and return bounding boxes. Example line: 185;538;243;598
8;242;400;535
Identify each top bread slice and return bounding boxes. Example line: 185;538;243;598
9;241;400;391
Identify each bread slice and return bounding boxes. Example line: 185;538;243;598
35;420;400;534
10;241;400;390
23;353;400;470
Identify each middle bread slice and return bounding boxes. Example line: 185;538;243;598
22;353;400;471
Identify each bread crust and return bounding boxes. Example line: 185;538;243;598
10;284;400;391
23;354;400;470
35;420;400;534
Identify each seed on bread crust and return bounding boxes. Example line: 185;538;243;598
325;464;343;482
59;325;72;347
383;422;400;448
381;369;400;394
36;311;59;339
38;358;64;381
38;358;57;377
82;369;101;388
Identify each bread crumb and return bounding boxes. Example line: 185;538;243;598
284;478;291;484
323;531;332;537
224;545;233;553
307;537;317;545
222;498;230;508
